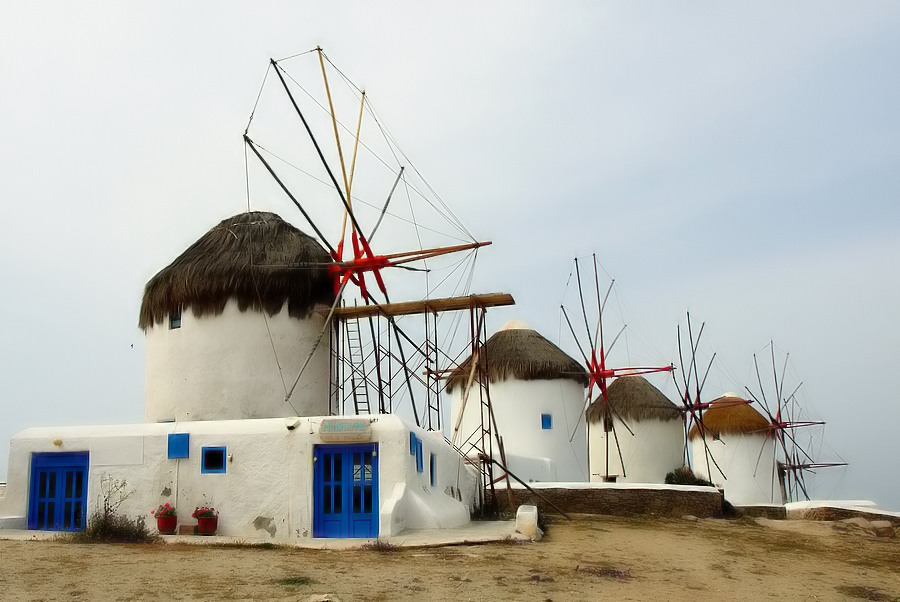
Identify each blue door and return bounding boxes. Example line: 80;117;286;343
313;444;378;538
28;452;89;531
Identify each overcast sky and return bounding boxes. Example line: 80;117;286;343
1;2;898;509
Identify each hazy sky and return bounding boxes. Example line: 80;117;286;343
1;2;899;509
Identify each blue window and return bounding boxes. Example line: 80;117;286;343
416;439;424;473
430;453;436;487
201;447;226;474
167;433;189;459
409;432;417;455
169;306;182;329
541;413;552;430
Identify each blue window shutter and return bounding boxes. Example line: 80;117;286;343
168;433;189;459
409;432;417;455
416;440;424;473
541;414;552;430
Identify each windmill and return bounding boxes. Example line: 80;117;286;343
560;254;674;482
671;312;735;484
241;47;507;423
240;47;530;515
744;342;848;503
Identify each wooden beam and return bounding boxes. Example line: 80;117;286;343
329;293;515;320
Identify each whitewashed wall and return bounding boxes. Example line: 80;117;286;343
450;378;587;482
0;415;476;539
589;417;684;484
381;426;477;536
691;433;777;505
144;299;331;422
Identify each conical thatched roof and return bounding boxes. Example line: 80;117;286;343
688;394;771;440
445;321;587;393
586;375;680;423
139;211;334;329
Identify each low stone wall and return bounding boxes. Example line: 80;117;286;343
737;505;787;520
490;484;723;518
787;506;900;527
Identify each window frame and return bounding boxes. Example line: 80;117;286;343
201;446;227;474
541;413;553;430
429;453;436;487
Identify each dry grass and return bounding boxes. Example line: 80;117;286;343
835;585;898;601
362;538;399;552
2;515;897;600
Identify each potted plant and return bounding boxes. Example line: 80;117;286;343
191;506;218;535
151;502;177;535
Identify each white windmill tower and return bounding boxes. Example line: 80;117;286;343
140;211;335;423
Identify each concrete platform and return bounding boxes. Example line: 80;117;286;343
0;520;527;549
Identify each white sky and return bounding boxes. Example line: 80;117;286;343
1;2;898;509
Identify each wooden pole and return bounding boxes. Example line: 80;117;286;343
317;47;353;250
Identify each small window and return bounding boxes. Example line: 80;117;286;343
416;440;424;473
541;413;552;430
169;306;182;330
430;453;436;487
201;446;226;474
167;433;189;459
409;432;417;455
603;412;614;433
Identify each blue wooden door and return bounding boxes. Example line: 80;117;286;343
28;452;89;531
313;444;378;538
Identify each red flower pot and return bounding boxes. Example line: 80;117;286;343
197;516;218;536
157;515;177;535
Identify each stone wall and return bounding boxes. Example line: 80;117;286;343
490;485;723;518
737;505;787;519
787;506;900;527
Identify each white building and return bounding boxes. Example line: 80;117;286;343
587;375;684;484
0;211;478;539
689;394;776;506
447;320;588;482
0;416;475;538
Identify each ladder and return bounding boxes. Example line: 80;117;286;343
344;317;371;415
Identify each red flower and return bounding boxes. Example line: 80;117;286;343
191;506;218;519
152;503;177;518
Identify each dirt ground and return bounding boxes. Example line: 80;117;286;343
0;515;897;601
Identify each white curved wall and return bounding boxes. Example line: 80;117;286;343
450;378;587;482
690;434;776;505
145;299;331;422
589;417;684;484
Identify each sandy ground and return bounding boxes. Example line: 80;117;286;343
0;515;897;601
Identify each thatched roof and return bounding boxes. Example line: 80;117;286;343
586;375;680;423
445;321;587;393
688;394;771;440
139;211;334;329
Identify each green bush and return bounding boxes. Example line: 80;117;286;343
664;466;714;487
68;511;158;544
